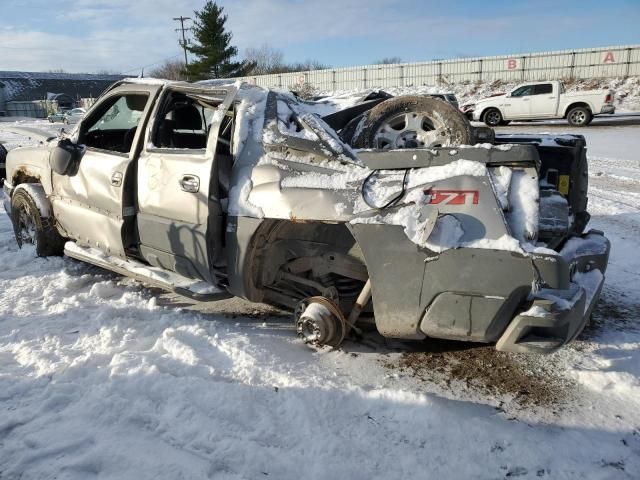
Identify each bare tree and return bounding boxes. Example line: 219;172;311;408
374;57;402;65
244;44;286;74
94;69;122;75
244;44;330;74
288;59;330;72
149;59;189;80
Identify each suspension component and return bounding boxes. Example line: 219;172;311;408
347;279;372;328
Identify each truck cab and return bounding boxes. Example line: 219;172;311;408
4;80;237;296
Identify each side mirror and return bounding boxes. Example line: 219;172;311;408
49;139;85;176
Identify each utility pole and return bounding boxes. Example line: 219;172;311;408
173;16;191;68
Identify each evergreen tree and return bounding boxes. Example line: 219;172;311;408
185;1;253;80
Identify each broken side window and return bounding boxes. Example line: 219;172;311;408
82;93;149;154
151;92;221;150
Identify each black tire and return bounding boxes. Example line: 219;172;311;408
483;108;503;127
348;96;473;149
566;106;592;127
339;115;366;145
11;187;66;257
0;144;7;185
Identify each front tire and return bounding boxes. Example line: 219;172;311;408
566;106;592;127
483;108;503;127
11;188;65;257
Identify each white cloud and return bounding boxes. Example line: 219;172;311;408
0;0;621;73
0;24;183;73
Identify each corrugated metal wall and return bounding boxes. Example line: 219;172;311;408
234;45;640;91
5;100;52;118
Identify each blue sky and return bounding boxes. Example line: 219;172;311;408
1;0;639;73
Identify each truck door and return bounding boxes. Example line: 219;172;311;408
528;83;557;117
502;84;534;119
51;84;161;257
135;85;236;284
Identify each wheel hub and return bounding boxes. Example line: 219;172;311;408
374;112;449;149
486;111;500;124
570;110;586;124
294;296;347;348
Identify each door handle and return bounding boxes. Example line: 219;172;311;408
111;171;123;187
180;174;200;193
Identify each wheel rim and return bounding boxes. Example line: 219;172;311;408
486;110;500;125
373;112;451;149
569;110;586;125
16;206;37;246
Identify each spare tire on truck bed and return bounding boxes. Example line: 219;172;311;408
347;96;473;149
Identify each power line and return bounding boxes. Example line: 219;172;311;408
173;16;192;68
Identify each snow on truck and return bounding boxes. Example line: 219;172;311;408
469;80;615;127
2;79;610;354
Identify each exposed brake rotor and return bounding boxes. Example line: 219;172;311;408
294;296;347;348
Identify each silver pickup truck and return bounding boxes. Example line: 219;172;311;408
2;79;610;353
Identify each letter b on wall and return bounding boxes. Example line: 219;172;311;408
506;58;518;70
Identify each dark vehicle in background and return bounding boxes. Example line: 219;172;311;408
48;111;69;123
428;93;459;110
48;108;86;124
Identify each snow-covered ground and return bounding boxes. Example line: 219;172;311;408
1;115;640;479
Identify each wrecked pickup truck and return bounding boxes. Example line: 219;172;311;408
3;79;610;354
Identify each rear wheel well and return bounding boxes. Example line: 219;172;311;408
564;102;591;118
246;219;369;313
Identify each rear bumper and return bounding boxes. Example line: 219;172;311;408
496;230;610;354
600;104;615;114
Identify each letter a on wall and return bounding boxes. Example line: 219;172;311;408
602;51;616;64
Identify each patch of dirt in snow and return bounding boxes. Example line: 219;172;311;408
386;343;575;411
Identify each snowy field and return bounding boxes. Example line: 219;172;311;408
1;115;640;479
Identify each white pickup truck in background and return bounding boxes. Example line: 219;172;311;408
471;80;615;127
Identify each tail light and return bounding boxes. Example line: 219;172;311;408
605;93;613;104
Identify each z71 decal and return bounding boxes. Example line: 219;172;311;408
426;189;479;205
